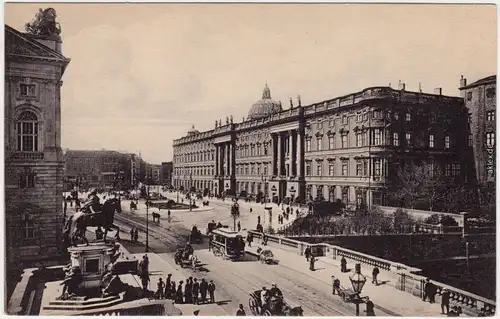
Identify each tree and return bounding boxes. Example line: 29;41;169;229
423;213;458;227
392;208;416;233
391;163;425;209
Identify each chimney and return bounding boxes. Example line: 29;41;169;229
398;80;405;91
434;88;442;95
460;75;467;98
460;75;467;88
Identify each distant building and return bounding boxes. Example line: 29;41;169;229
145;163;162;184
173;83;469;208
64;150;129;190
4;23;70;283
161;161;173;186
459;75;496;205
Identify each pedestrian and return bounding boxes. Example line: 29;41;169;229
165;274;172;299
236;304;246;316
192;278;200;305
365;297;375;316
423;278;434;302
185;277;193;304
372;267;380;286
341;257;347;273
309;255;316;271
156;278;165;299
208;280;216;303
304;247;311;262
257;215;261;224
441;288;450;314
429;281;437;304
247;233;253;247
250;207;253;213
175;281;184;304
332;277;341;295
134;228;139;242
193;310;200;316
170;280;177;299
168;209;171;222
141;270;150;294
130;228;135;242
200;278;208;304
237;221;241;232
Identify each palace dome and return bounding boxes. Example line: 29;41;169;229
247;84;282;120
187;124;200;136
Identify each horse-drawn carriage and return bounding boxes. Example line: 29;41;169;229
248;290;303;316
174;248;200;271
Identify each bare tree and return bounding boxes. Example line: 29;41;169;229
421;168;447;211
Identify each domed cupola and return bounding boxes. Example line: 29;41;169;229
247;84;282;120
187;124;200;136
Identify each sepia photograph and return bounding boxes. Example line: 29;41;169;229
3;2;497;316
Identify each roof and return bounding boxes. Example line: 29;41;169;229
460;75;496;90
212;228;242;237
5;24;70;73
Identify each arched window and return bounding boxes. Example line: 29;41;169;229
21;213;35;240
17;111;39;152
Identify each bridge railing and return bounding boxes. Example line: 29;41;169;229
247;230;496;315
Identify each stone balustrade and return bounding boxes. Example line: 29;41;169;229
248;230;496;315
89;303;168;316
10;151;44;161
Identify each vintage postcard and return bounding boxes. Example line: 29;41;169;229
4;3;496;316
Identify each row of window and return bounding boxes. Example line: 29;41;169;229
174;150;215;163
304;159;383;177
466;87;496;101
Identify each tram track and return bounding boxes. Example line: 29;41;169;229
112;210;358;316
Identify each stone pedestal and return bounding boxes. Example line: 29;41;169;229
67;242;118;289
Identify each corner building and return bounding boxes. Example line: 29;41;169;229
173;83;468;207
4;25;70;275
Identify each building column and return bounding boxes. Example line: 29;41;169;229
226;143;231;176
220;145;225;177
296;130;302;177
277;133;282;176
289;130;296;176
215;145;219;176
272;134;278;176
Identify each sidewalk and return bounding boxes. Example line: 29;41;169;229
165;191;303;231
246;240;448;317
129;252;228;316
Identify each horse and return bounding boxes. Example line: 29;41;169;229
152;212;160;223
282;305;304;316
64;198;122;246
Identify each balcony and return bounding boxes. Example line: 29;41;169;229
8;152;44;161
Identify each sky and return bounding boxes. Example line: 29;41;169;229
5;3;497;164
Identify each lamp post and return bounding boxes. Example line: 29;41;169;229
349;263;367;316
231;199;239;231
145;184;150;252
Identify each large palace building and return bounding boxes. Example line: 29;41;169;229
172;82;469;207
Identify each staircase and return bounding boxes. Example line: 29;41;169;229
42;293;124;311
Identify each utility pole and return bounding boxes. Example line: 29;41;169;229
145;185;149;252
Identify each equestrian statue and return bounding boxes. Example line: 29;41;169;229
63;189;121;247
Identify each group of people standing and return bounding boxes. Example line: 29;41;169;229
129;228;139;243
155;274;216;305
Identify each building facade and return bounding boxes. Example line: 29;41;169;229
4;23;70;274
64;150;129;190
145;163;162;184
172;83;469;207
459;75;496;207
161;161;173;186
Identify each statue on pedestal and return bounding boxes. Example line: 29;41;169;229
25;8;62;37
226;116;229;124
62;189;121;247
57;265;83;300
230;115;233;123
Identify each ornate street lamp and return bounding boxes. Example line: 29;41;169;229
349;264;367;316
231;199;240;231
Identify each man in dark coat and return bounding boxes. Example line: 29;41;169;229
185;278;193;304
208;280;216;303
199;278;208;304
192;278;200;305
365;297;375;316
372;267;380;286
165;274;172;299
441;288;450;314
340;257;347;273
304;247;311;262
236;304;246;316
175;281;184;304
